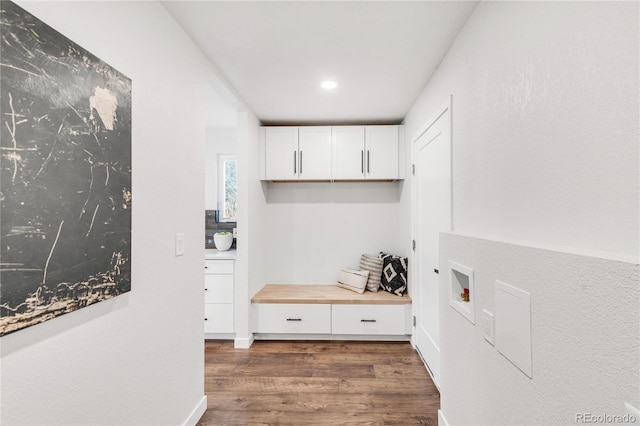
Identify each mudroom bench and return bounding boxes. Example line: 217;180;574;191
251;284;412;341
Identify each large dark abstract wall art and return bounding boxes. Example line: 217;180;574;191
0;1;132;336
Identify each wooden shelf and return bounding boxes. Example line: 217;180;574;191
252;284;411;305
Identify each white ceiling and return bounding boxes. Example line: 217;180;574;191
163;1;479;126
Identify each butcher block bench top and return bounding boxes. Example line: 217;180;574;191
251;284;411;305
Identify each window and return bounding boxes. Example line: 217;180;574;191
218;155;237;222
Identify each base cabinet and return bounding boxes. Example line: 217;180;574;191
204;259;234;334
252;303;410;337
253;303;331;334
332;304;406;335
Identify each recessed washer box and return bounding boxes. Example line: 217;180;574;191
448;261;475;324
495;280;532;378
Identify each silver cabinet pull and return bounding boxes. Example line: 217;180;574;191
299;150;303;175
361;150;364;173
293;150;297;174
367;150;370;174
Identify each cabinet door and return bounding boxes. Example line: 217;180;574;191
265;127;298;180
204;303;234;333
332;304;407;335
205;274;234;304
297;127;332;180
253;303;331;334
365;126;399;180
332;126;365;180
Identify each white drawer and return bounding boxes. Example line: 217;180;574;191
204;303;234;333
204;259;234;274
253;303;331;334
205;274;233;303
331;304;407;335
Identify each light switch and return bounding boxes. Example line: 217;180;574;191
175;233;185;256
482;309;495;345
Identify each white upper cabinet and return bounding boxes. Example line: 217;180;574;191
265;127;299;180
264;126;331;181
332;125;399;180
332;126;366;180
365;126;399;180
263;125;400;181
298;127;332;180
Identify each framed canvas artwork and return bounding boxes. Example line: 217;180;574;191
0;1;132;336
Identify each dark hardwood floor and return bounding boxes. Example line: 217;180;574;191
198;340;440;425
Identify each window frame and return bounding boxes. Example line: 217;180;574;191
218;154;237;223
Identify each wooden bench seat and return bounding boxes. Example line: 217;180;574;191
252;284;411;304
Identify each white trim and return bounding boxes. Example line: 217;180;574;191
410;95;453;388
438;410;450;426
182;396;207;426
253;333;411;342
410;96;452;148
218;154;237;222
234;335;254;349
442;230;639;265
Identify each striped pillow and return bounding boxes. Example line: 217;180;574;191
359;254;383;292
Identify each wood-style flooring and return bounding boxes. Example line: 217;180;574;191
198;340;440;425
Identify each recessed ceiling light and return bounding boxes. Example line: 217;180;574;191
321;81;337;89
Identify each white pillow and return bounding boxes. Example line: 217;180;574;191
337;268;370;294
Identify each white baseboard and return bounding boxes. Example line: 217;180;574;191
438;410;449;426
183;395;207;426
234;335;254;349
253;333;411;341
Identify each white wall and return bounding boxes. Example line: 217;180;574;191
205;127;236;211
262;181;409;285
0;2;215;424
404;1;639;261
439;234;639;425
235;110;266;347
402;1;639;424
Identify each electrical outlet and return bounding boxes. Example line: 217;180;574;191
482;309;495;345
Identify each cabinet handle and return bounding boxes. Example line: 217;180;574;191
205;288;208;291
286;318;302;322
204;318;208;321
293;150;297;175
361;319;377;323
361;150;364;173
299;150;303;175
367;150;370;174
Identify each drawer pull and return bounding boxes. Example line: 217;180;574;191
360;319;377;323
204;318;208;321
286;318;302;322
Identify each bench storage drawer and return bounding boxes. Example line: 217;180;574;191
331;304;407;335
253;303;331;334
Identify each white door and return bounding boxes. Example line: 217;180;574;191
265;127;298;180
413;100;451;388
298;127;332;180
332;126;365;180
365;126;399;180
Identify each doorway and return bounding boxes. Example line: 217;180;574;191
412;97;452;388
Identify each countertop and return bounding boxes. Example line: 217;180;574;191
204;248;237;260
252;284;411;305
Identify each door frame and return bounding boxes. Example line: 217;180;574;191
410;95;453;389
